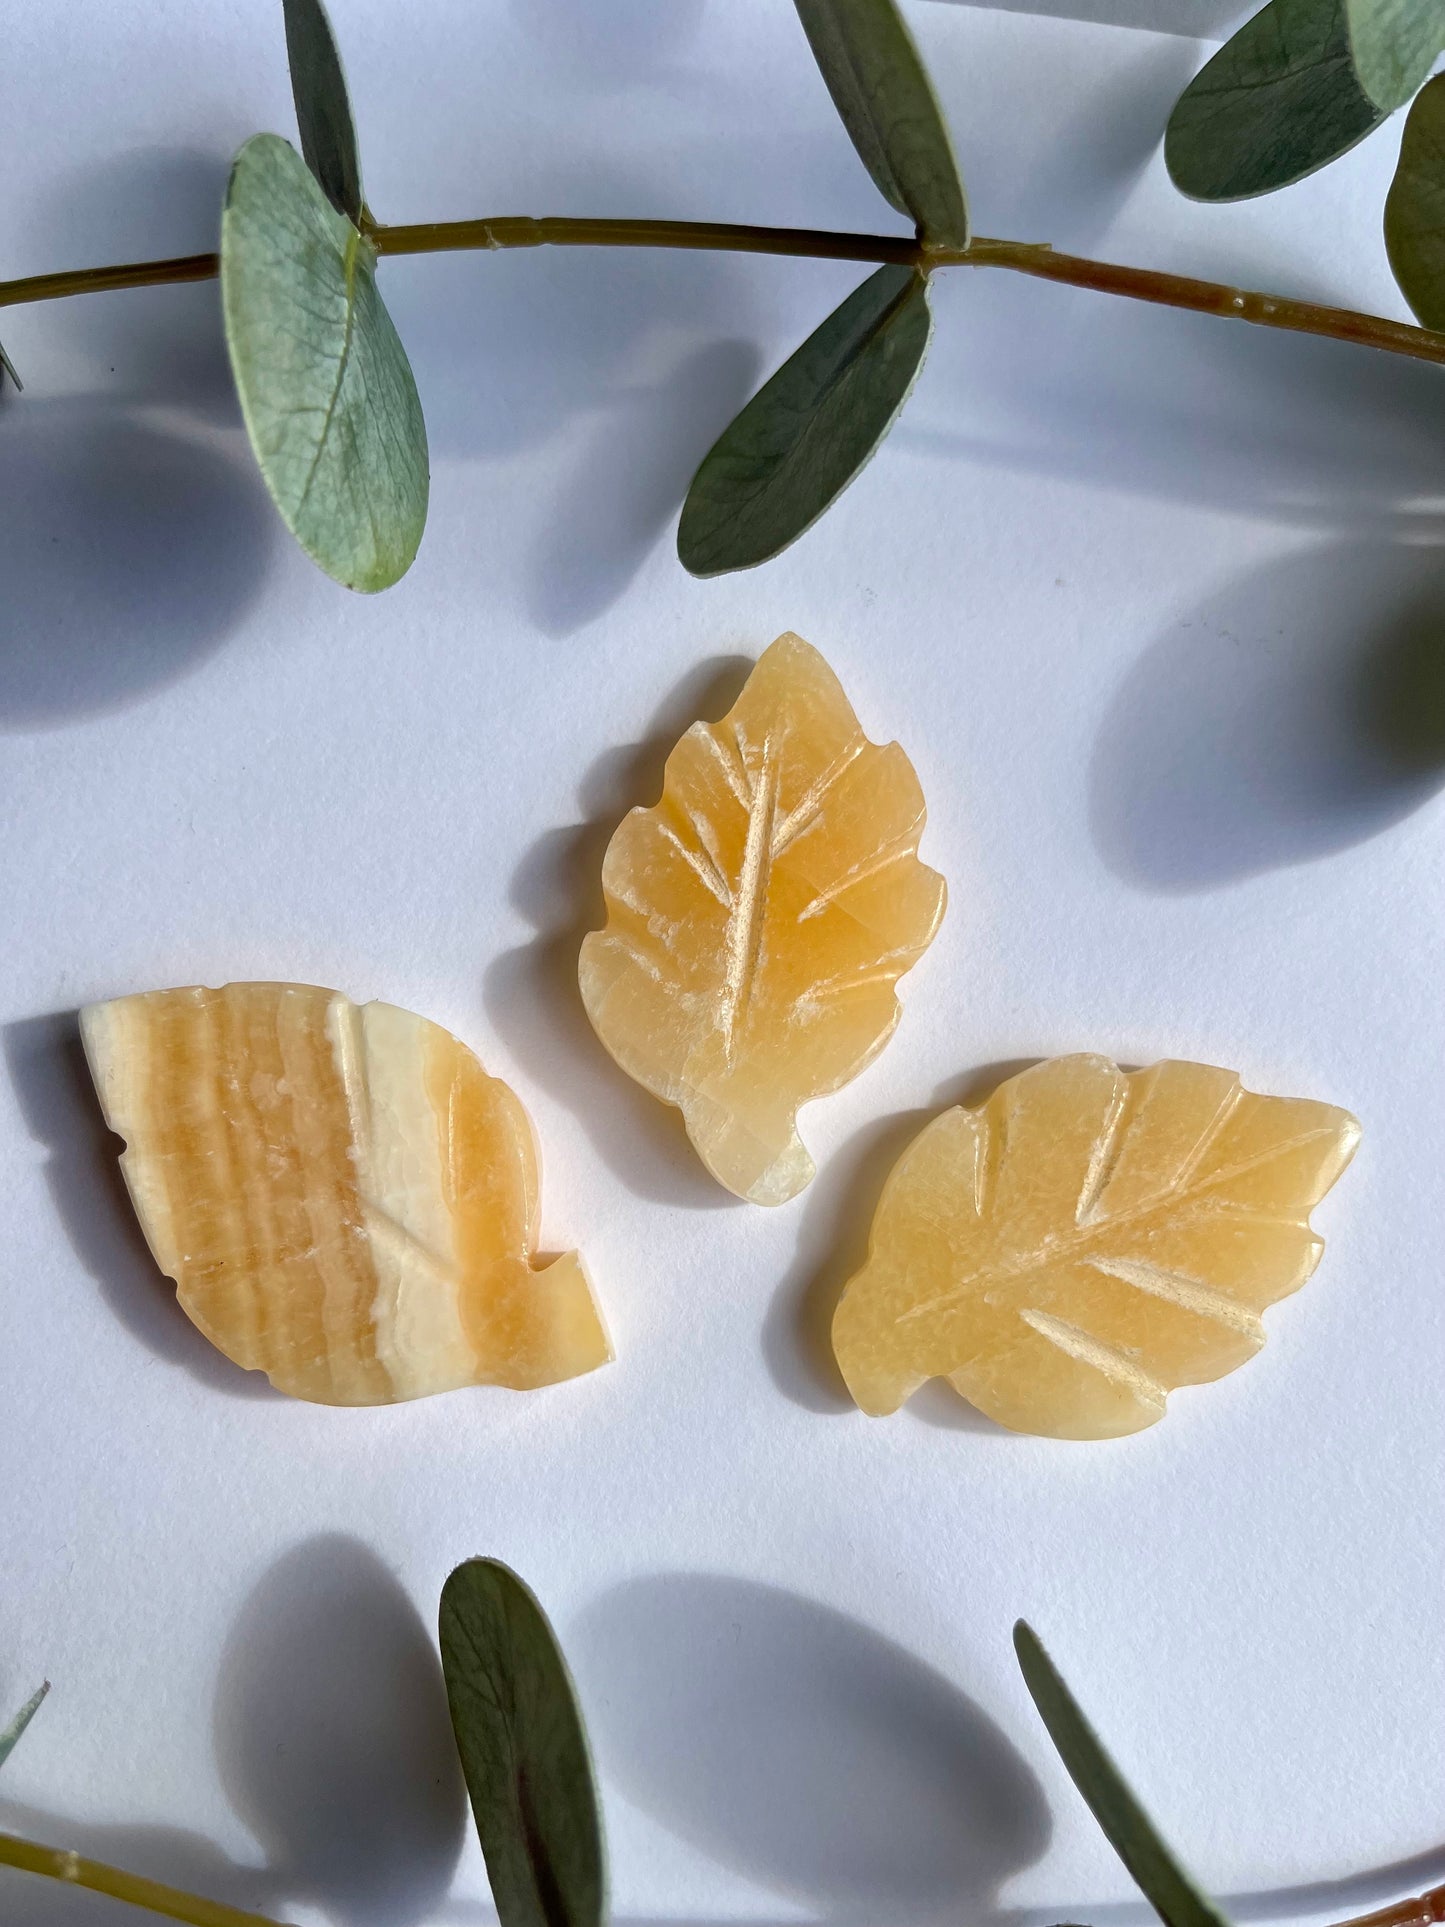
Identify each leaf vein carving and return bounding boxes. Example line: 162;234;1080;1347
1018;1307;1166;1408
1085;1255;1264;1338
721;732;779;1059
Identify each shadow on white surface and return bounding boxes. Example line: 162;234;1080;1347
0;145;278;729
0;1800;275;1926
483;654;754;1208
513;0;709;72
1090;542;1445;891
574;1572;1052;1923
909;3;1205;253
762;1062;1039;1424
526;337;761;636
933;0;1242;36
0;399;273;731
1;1012;277;1399
910;273;1445;546
214;1534;467;1927
0;1535;468;1925
23;147;237;422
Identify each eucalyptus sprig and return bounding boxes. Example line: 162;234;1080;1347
6;0;1445;593
0;1564;1439;1927
1166;0;1445;334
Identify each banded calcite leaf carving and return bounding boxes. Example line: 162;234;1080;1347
579;634;946;1205
832;1055;1359;1438
81;984;611;1405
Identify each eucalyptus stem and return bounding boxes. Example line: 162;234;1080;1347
0;1829;289;1927
3;215;1445;372
1333;1885;1445;1927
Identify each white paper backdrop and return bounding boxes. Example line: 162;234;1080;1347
2;3;1442;1925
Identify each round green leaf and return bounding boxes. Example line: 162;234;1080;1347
439;1559;605;1927
221;132;428;592
1165;0;1385;201
1346;0;1445;112
678;262;932;577
1014;1624;1229;1927
1386;72;1445;325
283;0;364;224
794;0;968;248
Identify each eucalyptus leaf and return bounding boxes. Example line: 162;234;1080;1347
221;132;428;592
678;262;931;577
1014;1624;1228;1927
0;336;21;393
1386;72;1445;325
794;0;968;247
0;1684;48;1770
283;0;364;224
1165;0;1385;201
439;1559;605;1927
1346;0;1445;110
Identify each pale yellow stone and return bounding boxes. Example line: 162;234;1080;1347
579;634;946;1205
81;983;611;1406
832;1055;1359;1438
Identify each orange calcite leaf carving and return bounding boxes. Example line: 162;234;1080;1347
579;634;946;1205
832;1055;1359;1439
81;983;611;1405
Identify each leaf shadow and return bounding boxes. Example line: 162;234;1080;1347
511;0;709;74
909;271;1445;547
0;1534;468;1925
21;147;238;422
762;1060;1041;1426
1089;539;1445;892
0;1803;279;1927
387;161;762;471
526;336;762;637
0;399;275;732
213;1533;467;1927
918;9;1200;250
482;654;755;1208
572;1572;1052;1927
1;1011;278;1399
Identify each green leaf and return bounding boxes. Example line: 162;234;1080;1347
1386;72;1445;325
221;132;428;592
1346;0;1445;110
1013;1624;1228;1927
0;336;22;393
794;0;968;247
1165;0;1385;201
678;262;931;577
0;1684;48;1769
283;0;364;225
439;1559;605;1927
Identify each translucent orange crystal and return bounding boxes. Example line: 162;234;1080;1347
81;983;611;1405
832;1055;1359;1438
579;634;946;1205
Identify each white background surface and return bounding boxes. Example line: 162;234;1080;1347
2;2;1443;1924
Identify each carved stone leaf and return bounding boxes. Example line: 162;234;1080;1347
579;634;946;1206
81;983;611;1405
832;1055;1360;1437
